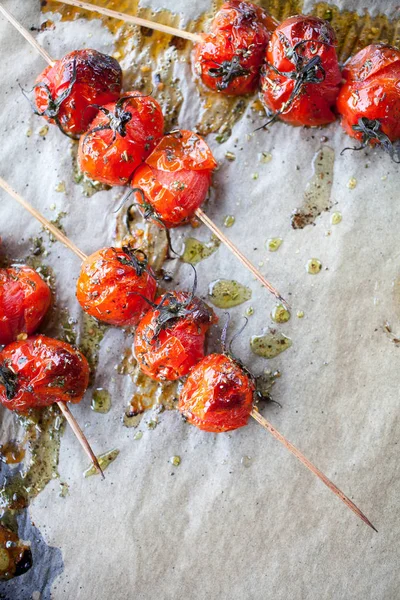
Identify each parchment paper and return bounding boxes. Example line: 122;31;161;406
0;1;400;599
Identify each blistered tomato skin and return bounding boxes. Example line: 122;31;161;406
134;292;217;381
193;0;277;95
260;15;341;126
0;266;52;346
336;44;400;148
0;335;90;412
76;247;157;327
131;130;217;228
34;49;122;137
78;92;164;186
179;353;254;432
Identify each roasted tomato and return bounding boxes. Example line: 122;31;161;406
336;44;400;162
131;130;217;228
134;291;217;381
33;49;122;137
193;1;277;95
260;15;341;126
0;266;51;346
76;246;157;327
0;335;89;412
78;92;164;186
179;353;254;432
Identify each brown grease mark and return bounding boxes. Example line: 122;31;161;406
291;147;335;229
0;441;25;466
118;349;179;427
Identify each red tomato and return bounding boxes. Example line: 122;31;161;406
76;246;157;327
78;92;164;186
336;44;400;161
0;335;89;412
34;49;122;137
260;15;341;126
0;266;51;346
131;130;217;228
193;0;277;95
179;353;254;432
134;291;217;381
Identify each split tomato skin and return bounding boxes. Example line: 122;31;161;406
34;49;122;137
76;246;157;327
78;92;164;186
0;266;51;346
336;44;400;143
260;15;341;126
131;130;217;228
193;0;277;95
134;292;217;381
0;335;89;412
179;353;254;433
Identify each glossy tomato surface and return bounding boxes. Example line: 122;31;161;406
78;92;164;186
134;292;217;381
131;130;216;228
260;15;341;126
34;49;122;137
0;266;51;346
193;0;277;95
0;335;89;412
179;353;254;432
336;44;400;144
76;246;157;327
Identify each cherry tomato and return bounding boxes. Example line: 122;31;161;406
134;291;217;381
76;246;157;327
336;44;400;161
193;1;277;95
260;15;341;126
0;266;51;346
34;49;122;137
0;335;89;412
131;130;217;228
78;92;164;186
179;353;254;432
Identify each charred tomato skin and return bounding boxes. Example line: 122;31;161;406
134;292;217;381
34;49;122;136
336;44;400;143
260;15;341;126
0;335;90;412
193;0;277;95
0;266;51;346
131;130;217;228
179;353;254;432
78;92;164;186
76;247;157;327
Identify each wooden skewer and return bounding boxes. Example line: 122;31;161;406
52;0;202;43
196;208;288;306
0;3;55;66
0;178;104;477
1;7;287;303
0;176;87;261
251;408;376;531
58;401;104;479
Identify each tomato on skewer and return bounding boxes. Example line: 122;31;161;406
193;0;277;95
0;266;51;346
336;44;400;162
33;49;122;137
134;289;217;381
260;15;341;127
131;130;217;228
76;246;157;327
179;353;254;432
0;335;89;412
78;92;164;186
